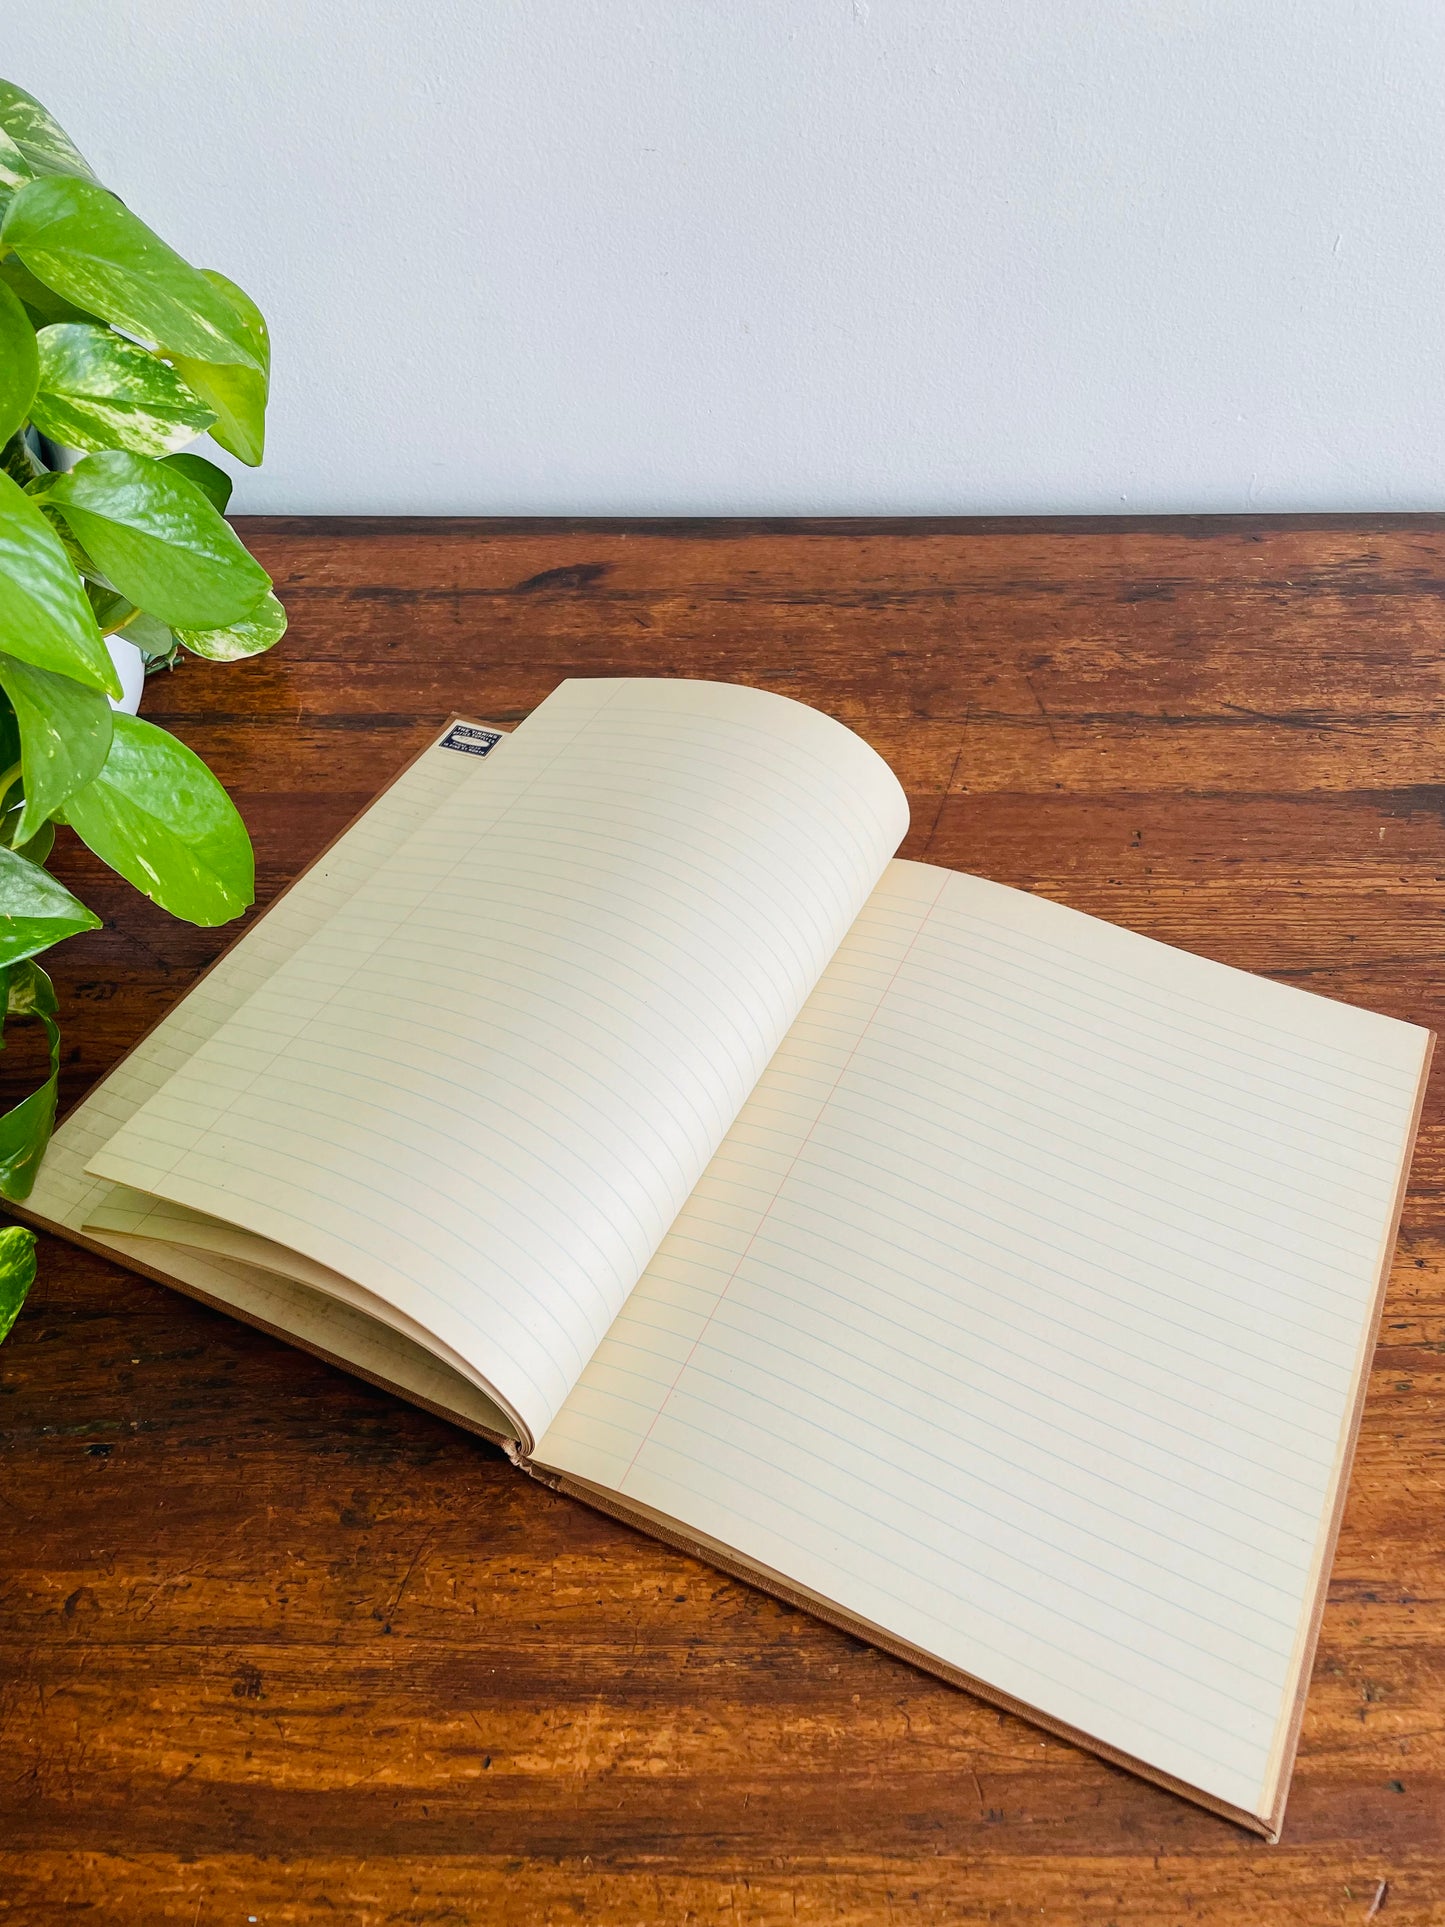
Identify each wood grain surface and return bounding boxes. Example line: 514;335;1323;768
2;516;1443;1925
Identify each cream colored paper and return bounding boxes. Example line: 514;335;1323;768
26;720;514;1438
85;679;908;1450
85;1185;501;1404
536;859;1430;1820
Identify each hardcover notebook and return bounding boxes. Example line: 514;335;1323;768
16;677;1431;1839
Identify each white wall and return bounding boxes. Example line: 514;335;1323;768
11;3;1445;515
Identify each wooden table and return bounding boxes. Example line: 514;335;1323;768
3;517;1442;1924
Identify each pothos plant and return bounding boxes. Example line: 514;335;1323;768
0;81;284;1344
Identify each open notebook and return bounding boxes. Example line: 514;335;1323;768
16;678;1431;1839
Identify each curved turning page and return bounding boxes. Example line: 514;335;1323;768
22;721;518;1441
85;1186;512;1408
85;679;908;1450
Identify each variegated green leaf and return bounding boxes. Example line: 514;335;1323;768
32;323;216;456
0;843;100;968
59;711;254;925
0;81;96;184
40;450;271;629
0;1221;38;1340
161;450;232;513
3;178;263;371
0;253;100;327
0;278;38;445
172;270;268;466
0;469;119;694
0;649;113;839
0;127;30;194
0;959;61;1200
175;588;285;662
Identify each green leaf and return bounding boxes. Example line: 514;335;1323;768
175;588;286;663
40;450;271;629
120;610;175;662
85;588;175;660
0;650;113;839
0;128;31;195
161;449;232;513
85;580;131;631
0;279;38;445
59;711;254;925
2;178;263;371
0;842;100;967
31;323;216;457
0;959;60;1200
0;1221;38;1341
2;430;46;488
0;684;18;769
26;475;105;585
0;82;96;184
172;271;269;466
0;253;100;327
26;470;111;581
0;468;120;694
16;818;54;865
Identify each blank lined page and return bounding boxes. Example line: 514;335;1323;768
536;858;1430;1821
30;724;480;1244
87;679;908;1450
24;721;515;1438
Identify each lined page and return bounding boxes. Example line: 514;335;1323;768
536;858;1430;1820
24;722;515;1438
86;679;909;1451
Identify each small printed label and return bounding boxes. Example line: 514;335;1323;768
440;722;503;757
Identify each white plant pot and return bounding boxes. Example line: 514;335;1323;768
106;633;146;716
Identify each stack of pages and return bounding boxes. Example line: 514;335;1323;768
19;677;1431;1837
